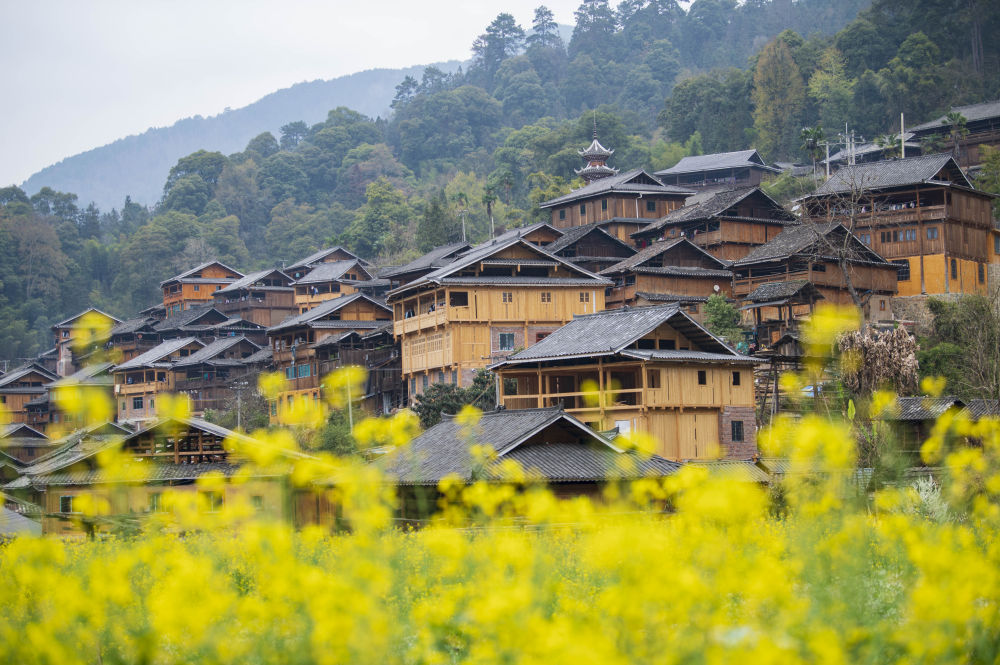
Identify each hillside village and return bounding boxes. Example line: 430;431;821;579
2;95;999;535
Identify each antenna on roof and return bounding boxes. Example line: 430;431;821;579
593;110;598;139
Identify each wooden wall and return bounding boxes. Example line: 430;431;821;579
550;195;685;228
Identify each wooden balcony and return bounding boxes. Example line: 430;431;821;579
837;204;946;227
394;308;448;335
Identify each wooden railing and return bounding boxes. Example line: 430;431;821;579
502;388;644;411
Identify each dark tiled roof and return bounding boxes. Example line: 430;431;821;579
809;154;973;196
160;260;243;286
488;222;564;245
962;399;1000;419
686;459;771;482
732;222;891;267
545;223;634;256
498;304;743;365
113;337;203;371
49;362;115;387
110;316;158;336
0;423;47;440
619;349;761;365
634;292;710;303
439;277;610;287
153;305;225;331
381;242;472;278
889;397;964;421
287;246;363;270
382;408;678;485
267;292;390;332
636;187;795;238
632;266;732;278
292;260;369;285
655;150;779;176
744;280;815;303
172;336;259;368
601;237;729;274
52;308;121;329
499;442;680;482
242;347;273;365
909;99;1000;131
539;169;694;208
215;268;292;294
0;508;41;536
0;364;58;388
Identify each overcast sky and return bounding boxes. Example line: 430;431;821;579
1;0;584;187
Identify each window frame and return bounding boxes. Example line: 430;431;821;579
498;332;516;352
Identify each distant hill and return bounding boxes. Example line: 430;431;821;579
22;61;462;211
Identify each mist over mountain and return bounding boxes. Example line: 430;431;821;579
22;61;462;211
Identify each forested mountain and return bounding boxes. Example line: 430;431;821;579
20;62;462;211
3;0;999;364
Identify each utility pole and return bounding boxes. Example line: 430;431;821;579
458;208;468;242
900;112;906;159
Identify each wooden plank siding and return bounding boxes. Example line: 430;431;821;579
550;195;684;229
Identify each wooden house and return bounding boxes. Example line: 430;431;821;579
267;293;394;418
739;280;823;348
382;241;473;289
542;222;636;273
654;150;781;190
106;316;161;363
286;246;367;278
632;187;799;261
600;237;733;317
0;418;308;537
170;337;262;416
539;169;693;233
387;236;611;402
731;222;899;326
152;305;268;345
25;362;115;434
381;407;681;515
0;364;58;425
161;261;244;316
112;337;205;424
909;100;1000;168
801;155;995;297
0;423;54;463
491;304;760;461
51;308;121;377
291;259;376;313
880;397;965;460
213;268;297;327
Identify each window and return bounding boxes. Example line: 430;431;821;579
422;375;429;390
450;291;468;307
579;204;586;215
979;263;985;284
559;209;566;220
697;370;707;385
297;364;311;378
893;259;910;281
731;420;744;443
928;227;939;240
251;495;264;511
285;367;295;380
498;333;515;351
880;231;891;243
132;396;143;410
409;378;416;396
647;370;661;389
811;263;826;272
659;339;676;350
579;292;590;303
995;235;1000;254
732;371;741;386
437;371;445;384
535;332;549;343
59;496;75;513
270;401;277;417
646;200;656;212
149;493;161;512
601;199;608;211
502;292;513;303
149;398;154;411
61;330;69;338
194;284;200;292
860;233;871;245
951;258;958;279
540;292;551;303
880;300;886;311
201;491;224;512
452;371;458;385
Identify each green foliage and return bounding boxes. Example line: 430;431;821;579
311;408;358;457
703;294;744;347
917;295;1000;401
412;370;497;428
974;145;1000;218
416;189;461;253
752;36;806;159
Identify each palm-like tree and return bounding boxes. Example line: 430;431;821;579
943;111;969;164
800;126;825;180
874;134;901;160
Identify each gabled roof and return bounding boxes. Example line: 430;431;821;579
382;407;679;485
287;246;363;271
909;99;1000;132
49;362;115;387
885;397;964;421
242;346;273;365
601;237;730;275
292;260;371;285
2;422;132;484
52;307;122;329
539;169;694;208
390;237;610;298
743;280;823;304
732;222;891;267
214;268;293;295
172;336;260;368
544;222;636;256
109;316;158;336
961;399;1000;419
635;186;796;239
0;423;48;440
494;304;755;366
655;150;780;176
381;242;472;279
0;364;58;389
113;337;203;371
160;261;243;287
0;508;41;536
489;221;564;245
153;305;228;331
268;292;391;333
808;154;974;197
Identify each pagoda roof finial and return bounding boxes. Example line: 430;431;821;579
577;112;617;183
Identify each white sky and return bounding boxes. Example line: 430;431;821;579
1;0;583;187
